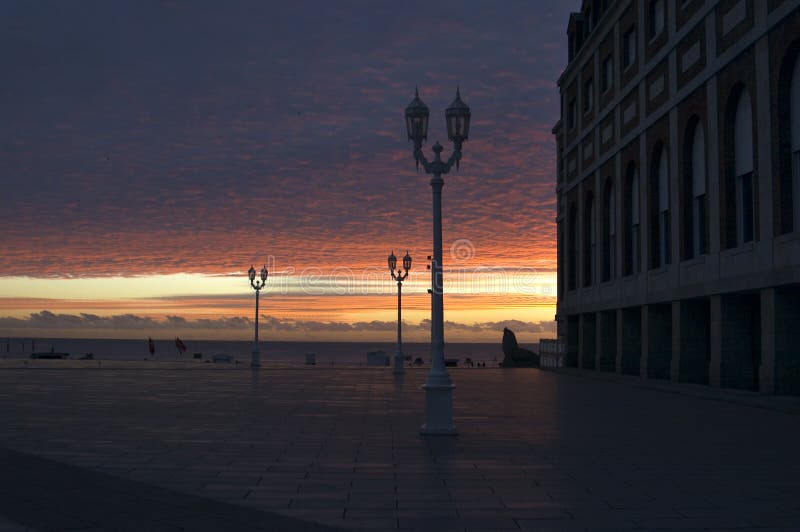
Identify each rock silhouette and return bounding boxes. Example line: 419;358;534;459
501;327;539;367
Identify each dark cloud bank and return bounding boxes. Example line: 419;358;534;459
0;311;555;335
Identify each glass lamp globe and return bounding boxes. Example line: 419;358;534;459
403;251;412;271
405;87;430;142
445;87;471;142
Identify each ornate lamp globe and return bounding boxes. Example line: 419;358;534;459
405;87;430;142
403;251;412;271
260;265;268;282
445;87;471;143
248;265;256;282
388;251;397;271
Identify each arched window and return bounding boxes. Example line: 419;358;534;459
659;147;670;265
583;192;595;287
734;88;754;244
691;122;707;256
623;163;639;276
602;179;615;282
777;45;800;234
649;143;670;268
792;54;800;228
568;203;578;291
682;118;707;260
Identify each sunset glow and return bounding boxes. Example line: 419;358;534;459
0;271;556;342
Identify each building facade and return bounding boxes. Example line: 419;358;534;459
553;0;800;394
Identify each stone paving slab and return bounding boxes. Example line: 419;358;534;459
1;362;800;530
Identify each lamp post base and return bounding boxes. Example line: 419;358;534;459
251;349;261;368
393;350;405;375
420;382;456;435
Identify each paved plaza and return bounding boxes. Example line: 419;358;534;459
1;361;800;531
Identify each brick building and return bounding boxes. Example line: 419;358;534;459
553;0;800;394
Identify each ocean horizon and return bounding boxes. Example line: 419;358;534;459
1;338;528;366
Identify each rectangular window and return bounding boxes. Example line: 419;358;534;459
583;79;593;113
696;194;707;255
741;172;754;243
601;56;613;93
609;234;616;280
794;151;800;231
624;27;636;69
661;211;671;265
568;98;577;130
624;238;632;276
649;0;665;39
632;224;640;273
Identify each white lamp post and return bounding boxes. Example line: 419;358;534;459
388;251;412;375
248;264;268;368
405;87;471;436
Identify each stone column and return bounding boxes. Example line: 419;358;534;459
578;313;586;369
671;300;681;382
760;287;776;394
595;311;604;371
580;313;597;370
567;314;580;368
640;305;649;379
709;294;722;388
615;307;624;374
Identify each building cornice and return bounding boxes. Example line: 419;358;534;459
557;0;633;88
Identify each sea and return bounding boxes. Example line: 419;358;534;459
0;338;522;367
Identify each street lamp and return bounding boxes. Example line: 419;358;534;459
388;251;412;375
405;87;470;436
248;263;268;368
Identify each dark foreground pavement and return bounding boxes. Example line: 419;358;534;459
0;445;338;531
1;361;800;531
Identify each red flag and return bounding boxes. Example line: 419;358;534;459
148;337;155;355
175;337;187;354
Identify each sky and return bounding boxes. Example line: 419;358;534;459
0;1;573;343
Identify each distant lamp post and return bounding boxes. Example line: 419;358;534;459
388;251;412;375
248;264;268;368
405;86;470;436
